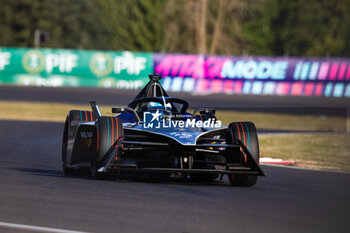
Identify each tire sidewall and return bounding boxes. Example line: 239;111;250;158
90;116;123;178
227;121;259;186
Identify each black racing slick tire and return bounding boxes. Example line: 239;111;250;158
90;116;123;179
227;122;259;187
62;110;95;174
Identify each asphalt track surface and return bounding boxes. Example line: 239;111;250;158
0;120;350;233
0;85;349;116
0;85;350;232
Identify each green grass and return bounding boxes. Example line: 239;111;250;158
0;101;115;122
259;134;350;171
1;101;347;132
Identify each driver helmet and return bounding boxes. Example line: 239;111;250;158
147;102;163;110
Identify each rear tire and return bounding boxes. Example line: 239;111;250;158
227;122;259;186
62;120;73;175
90;116;123;179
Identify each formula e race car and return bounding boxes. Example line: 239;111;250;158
62;74;265;186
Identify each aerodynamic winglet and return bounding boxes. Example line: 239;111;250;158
90;101;101;118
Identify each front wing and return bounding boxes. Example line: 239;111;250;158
96;138;266;177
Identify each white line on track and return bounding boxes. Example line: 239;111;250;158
0;221;89;233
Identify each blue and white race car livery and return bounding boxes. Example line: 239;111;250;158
62;74;265;186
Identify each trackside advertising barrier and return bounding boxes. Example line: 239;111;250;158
154;53;350;97
0;47;153;89
0;47;349;97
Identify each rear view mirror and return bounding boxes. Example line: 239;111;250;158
192;108;216;116
112;107;140;124
112;107;127;114
191;108;216;121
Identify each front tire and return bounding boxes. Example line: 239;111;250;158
227;122;259;186
90;145;102;179
90;116;123;179
62;164;74;175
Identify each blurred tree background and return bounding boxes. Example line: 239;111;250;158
0;0;349;57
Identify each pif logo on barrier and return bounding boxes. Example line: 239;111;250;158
89;53;113;77
22;50;45;73
0;51;11;70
